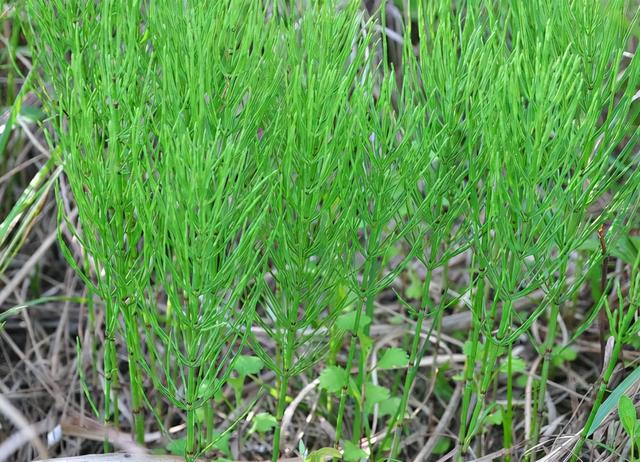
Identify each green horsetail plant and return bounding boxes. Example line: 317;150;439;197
27;0;155;444
129;2;279;459
514;2;640;454
28;0;279;459
329;8;470;447
246;3;374;460
454;1;640;458
334;69;429;447
24;1;640;461
574;238;640;459
380;3;497;457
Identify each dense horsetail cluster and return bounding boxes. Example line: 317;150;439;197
25;0;640;461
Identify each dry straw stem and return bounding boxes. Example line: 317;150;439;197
0;393;48;461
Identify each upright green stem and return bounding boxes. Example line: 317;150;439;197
572;265;640;460
103;335;116;452
504;342;513;462
205;401;214;445
352;256;381;442
335;252;376;443
335;293;366;442
273;327;295;462
530;261;567;459
463;287;511;455
457;269;485;453
529;297;559;457
103;297;119;452
461;314;497;452
344;226;382;444
273;371;290;462
385;265;434;457
81;253;99;394
184;314;199;462
186;362;197;462
122;300;146;444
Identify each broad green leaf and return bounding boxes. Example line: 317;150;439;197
432;437;451;455
166;437;186;456
342;441;367;462
618;395;637;438
233;355;264;377
305;447;341;462
250;412;277;434
463;340;485;358
486;407;503;426
552;346;578;366
588;366;640;436
499;356;526;374
197;378;220;399
319;366;348;393
359;334;373;357
515;375;528;389
378;348;409;370
406;268;423;300
336;311;371;333
379;397;402;417
364;382;390;412
206;431;232;458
